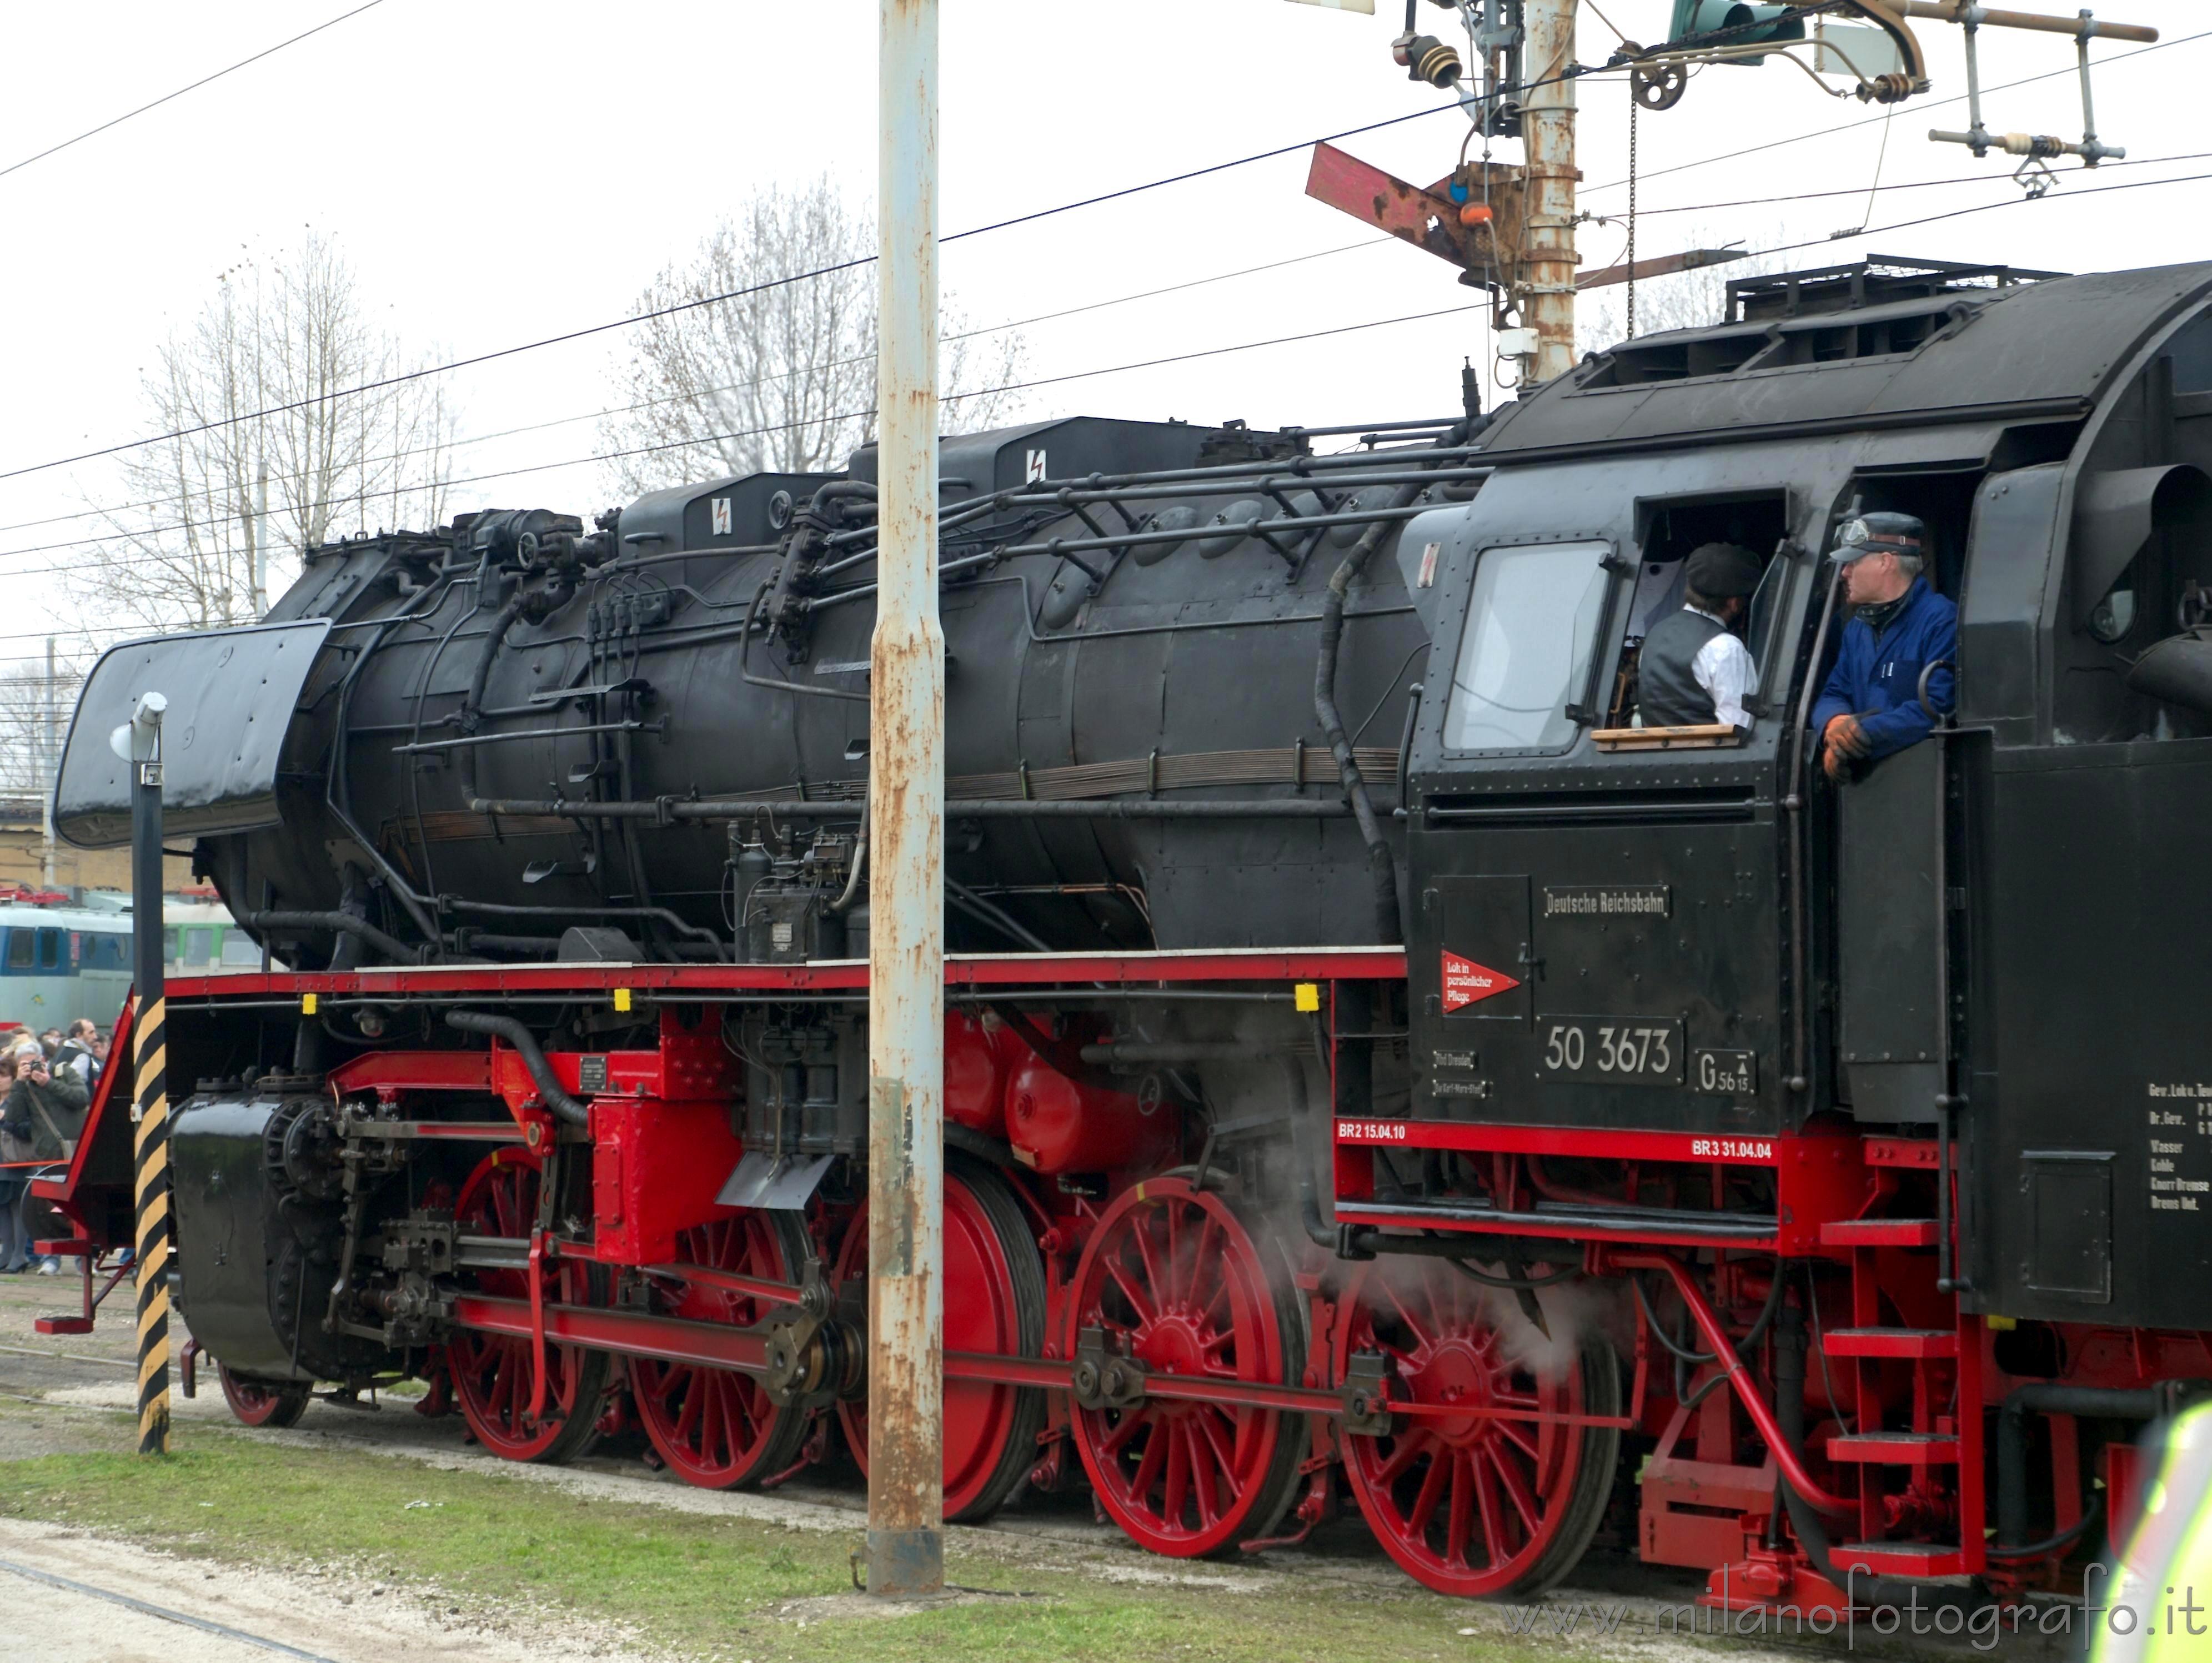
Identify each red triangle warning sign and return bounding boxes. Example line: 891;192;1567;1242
1441;951;1520;1013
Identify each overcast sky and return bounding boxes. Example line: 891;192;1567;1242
0;0;2204;681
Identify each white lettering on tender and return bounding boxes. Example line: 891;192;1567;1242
1689;1138;1774;1162
1337;1119;1410;1143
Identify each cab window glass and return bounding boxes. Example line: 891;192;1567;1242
163;927;179;965
183;927;214;967
5;930;33;969
1443;541;1612;752
220;933;261;967
37;929;62;969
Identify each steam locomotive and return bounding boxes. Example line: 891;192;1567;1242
38;253;2212;1610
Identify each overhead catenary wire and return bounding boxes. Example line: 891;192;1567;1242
0;297;1493;615
7;18;2207;497
0;100;1482;489
0;235;1397;545
0;1;387;185
17;121;2212;572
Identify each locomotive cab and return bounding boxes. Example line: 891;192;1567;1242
1381;255;2212;1323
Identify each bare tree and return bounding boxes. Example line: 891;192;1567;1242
78;234;458;632
1578;231;1775;356
598;178;1026;498
0;655;75;797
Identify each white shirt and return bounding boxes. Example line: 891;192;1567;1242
1684;605;1756;728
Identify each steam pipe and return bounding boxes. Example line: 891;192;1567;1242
247;911;429;968
1617;1252;1856;1517
1998;1383;2167;1549
469;796;1356;821
444;1010;590;1128
1281;1051;1340;1251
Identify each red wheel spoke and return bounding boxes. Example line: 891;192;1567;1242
1193;1407;1239;1489
1191;1215;1222;1306
1487;1440;1543;1536
1128;1219;1167;1314
1105;1256;1158;1328
1494;1417;1541;1463
1471;1446;1510;1567
1161;1417;1191;1526
1383;1279;1435;1351
1374;1427;1436;1488
1405;1440;1451;1537
1163;1200;1185;1304
1101;1407;1150;1458
1130;1418;1171;1500
1446;1450;1473;1570
1185;1424;1222;1529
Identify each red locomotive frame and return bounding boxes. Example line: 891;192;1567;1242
33;948;2209;1609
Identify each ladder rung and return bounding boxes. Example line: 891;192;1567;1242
1819;1218;1938;1247
1822;1327;1958;1359
1828;1432;1960;1465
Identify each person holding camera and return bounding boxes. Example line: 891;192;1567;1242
1;1043;88;1275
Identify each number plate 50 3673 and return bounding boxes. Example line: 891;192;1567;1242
1537;1017;1685;1086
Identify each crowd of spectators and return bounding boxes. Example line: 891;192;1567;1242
0;1018;108;1274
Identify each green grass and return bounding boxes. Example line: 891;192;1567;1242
0;1418;1549;1663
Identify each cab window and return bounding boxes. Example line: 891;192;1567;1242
1443;540;1613;752
36;929;62;969
5;930;32;970
182;927;214;967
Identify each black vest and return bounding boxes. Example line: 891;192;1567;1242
1639;607;1729;727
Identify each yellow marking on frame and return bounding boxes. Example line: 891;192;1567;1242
301;993;318;1015
614;987;633;1013
1293;982;1321;1013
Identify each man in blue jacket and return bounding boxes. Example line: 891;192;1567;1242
1809;513;1957;780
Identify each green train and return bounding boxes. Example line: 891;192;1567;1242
0;896;253;1033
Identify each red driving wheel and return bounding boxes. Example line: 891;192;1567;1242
834;1154;1045;1521
1066;1174;1307;1558
631;1209;812;1489
447;1148;610;1463
1332;1258;1618;1598
217;1364;310;1429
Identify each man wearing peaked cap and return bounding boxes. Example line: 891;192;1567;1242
1638;541;1763;730
1809;512;1958;780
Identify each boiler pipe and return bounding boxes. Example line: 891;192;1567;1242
469;795;1356;821
866;0;945;1600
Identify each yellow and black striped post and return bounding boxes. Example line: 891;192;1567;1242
131;990;170;1455
126;700;171;1456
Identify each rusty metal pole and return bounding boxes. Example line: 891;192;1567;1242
1521;0;1579;383
866;0;945;1602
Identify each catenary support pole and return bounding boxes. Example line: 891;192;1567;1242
123;694;170;1455
1522;0;1579;383
866;0;945;1601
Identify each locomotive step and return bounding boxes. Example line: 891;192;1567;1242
1821;1327;1958;1359
1832;1542;1968;1577
32;1315;94;1336
1827;1432;1960;1465
30;1238;94;1257
1818;1219;1939;1248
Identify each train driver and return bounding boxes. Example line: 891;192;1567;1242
1637;541;1762;729
1810;512;1958;780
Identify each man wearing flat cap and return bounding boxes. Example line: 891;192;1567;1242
1809;511;1958;780
1639;541;1763;729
